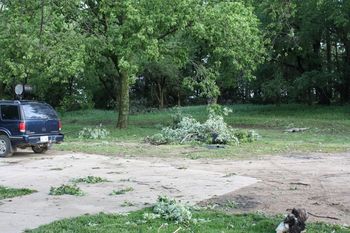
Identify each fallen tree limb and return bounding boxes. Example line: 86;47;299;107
173;227;182;233
289;182;310;186
285;209;340;221
284;128;309;133
180;133;196;144
307;212;340;221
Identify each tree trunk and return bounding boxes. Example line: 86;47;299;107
157;81;164;109
207;96;218;105
321;29;332;105
160;90;164;109
307;88;312;106
317;88;330;105
326;29;332;72
177;91;181;106
342;39;350;103
0;82;4;98
117;72;129;128
312;37;330;105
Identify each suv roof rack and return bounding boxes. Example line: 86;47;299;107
0;100;46;104
19;100;47;104
0;100;21;104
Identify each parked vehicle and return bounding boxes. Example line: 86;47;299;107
0;100;64;157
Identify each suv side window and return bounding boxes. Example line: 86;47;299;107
0;105;20;120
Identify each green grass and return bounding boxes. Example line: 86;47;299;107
26;209;350;233
0;186;36;200
56;104;350;158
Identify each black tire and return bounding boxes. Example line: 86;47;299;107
0;135;13;158
32;144;48;154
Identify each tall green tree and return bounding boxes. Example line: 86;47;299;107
79;0;196;128
185;1;266;103
0;0;86;104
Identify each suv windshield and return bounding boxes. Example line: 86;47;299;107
22;103;58;120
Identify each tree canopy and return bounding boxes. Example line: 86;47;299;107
1;0;349;127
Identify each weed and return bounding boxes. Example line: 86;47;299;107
110;187;134;195
49;184;84;196
121;201;134;207
71;176;109;184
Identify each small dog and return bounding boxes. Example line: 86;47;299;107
276;208;308;233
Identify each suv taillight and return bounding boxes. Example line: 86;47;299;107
58;120;62;131
19;122;26;133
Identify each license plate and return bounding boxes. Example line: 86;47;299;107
40;136;49;143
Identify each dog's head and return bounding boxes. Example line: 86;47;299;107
284;214;297;226
291;208;308;223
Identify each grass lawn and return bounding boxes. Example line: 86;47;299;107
0;186;36;200
55;104;350;158
26;209;350;233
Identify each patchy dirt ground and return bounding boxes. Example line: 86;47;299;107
0;151;349;233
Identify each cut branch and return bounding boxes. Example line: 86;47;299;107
307;212;340;221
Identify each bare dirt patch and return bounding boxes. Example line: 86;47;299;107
193;153;350;225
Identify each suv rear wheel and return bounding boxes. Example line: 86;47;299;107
0;135;13;157
32;144;49;154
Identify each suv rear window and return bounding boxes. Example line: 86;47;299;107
0;105;20;120
22;103;58;120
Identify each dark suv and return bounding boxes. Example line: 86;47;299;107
0;100;64;157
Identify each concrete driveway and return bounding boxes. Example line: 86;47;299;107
0;151;257;233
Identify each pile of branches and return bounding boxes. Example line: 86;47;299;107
146;110;259;145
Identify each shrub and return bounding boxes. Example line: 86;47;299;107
49;184;84;196
78;125;110;139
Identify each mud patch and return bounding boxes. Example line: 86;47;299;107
233;195;261;210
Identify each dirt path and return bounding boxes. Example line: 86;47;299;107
0;151;257;233
1;151;349;232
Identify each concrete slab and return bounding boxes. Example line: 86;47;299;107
0;153;258;233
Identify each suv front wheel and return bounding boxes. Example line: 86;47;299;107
0;135;13;157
